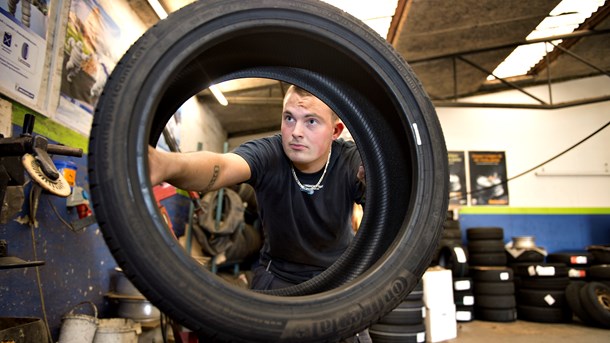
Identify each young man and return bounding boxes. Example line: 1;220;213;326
149;85;365;290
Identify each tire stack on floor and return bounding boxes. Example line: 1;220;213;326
369;280;426;343
466;227;517;322
430;214;473;323
587;244;610;287
466;227;507;268
547;250;592;282
511;262;572;323
470;266;517;322
566;280;610;328
564;244;610;328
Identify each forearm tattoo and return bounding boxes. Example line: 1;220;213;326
202;165;220;193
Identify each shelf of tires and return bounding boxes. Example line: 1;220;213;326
431;217;610;329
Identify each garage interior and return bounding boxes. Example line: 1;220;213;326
0;0;609;342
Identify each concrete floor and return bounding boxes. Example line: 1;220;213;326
446;320;609;343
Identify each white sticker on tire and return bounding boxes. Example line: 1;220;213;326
454;247;467;263
454;279;471;291
544;294;556;306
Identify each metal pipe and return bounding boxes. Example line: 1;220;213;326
408;28;610;64
433;94;610;109
458;56;547;104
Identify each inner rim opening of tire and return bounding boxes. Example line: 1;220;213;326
138;19;422;297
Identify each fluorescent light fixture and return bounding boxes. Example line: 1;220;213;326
147;0;168;19
488;0;605;81
209;85;228;106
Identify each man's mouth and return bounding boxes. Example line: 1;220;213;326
289;143;307;150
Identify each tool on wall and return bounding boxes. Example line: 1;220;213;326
0;113;83;203
0;113;84;268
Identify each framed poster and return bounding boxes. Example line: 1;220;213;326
469;151;509;206
54;0;121;135
448;151;467;206
0;0;49;111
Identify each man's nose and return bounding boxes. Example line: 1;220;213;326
292;121;304;137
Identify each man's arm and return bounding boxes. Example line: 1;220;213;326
148;146;251;192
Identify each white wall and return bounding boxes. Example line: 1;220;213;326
438;76;610;207
179;98;227;153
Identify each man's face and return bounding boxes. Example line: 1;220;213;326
280;90;342;173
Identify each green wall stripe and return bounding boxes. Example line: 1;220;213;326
459;207;610;215
10;100;89;153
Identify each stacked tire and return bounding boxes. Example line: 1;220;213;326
547;251;591;281
369;280;426;343
511;262;572;323
470;267;517;322
587;245;610;287
435;217;471;322
466;227;507;267
566;280;610;328
431;215;465;266
453;277;475;322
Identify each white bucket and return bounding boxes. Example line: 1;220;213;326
94;318;141;343
58;302;99;343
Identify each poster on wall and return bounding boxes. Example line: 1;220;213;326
469;151;509;206
54;0;120;136
448;151;467;206
0;0;49;110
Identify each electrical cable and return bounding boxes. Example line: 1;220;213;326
449;120;610;202
30;226;53;343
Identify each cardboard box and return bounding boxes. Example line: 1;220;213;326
425;304;457;342
422;267;454;308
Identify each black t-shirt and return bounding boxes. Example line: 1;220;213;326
233;134;364;283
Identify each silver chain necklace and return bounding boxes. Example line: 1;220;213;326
291;145;332;195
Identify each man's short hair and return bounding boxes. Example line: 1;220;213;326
285;85;339;122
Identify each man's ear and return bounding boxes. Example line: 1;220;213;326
332;121;345;140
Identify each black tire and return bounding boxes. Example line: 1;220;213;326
473;281;515;296
547;251;591;266
511;263;569;278
474;307;517;322
377;300;425;326
437;242;469;277
405;280;424;301
369;323;426;343
587;245;610;264
466;227;504;240
467;240;506;254
566;281;598;326
470;267;513;282
469;252;507;266
518;277;570;291
579;282;610;327
442;228;462;240
454;290;475;306
507;250;545;264
443;219;460;228
589;264;610;280
475;294;516;309
453;277;473;291
517;305;572;323
516;288;567;308
87;1;448;341
456;306;474;322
